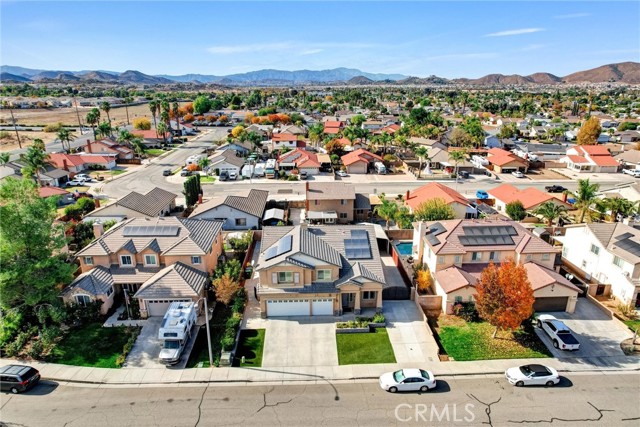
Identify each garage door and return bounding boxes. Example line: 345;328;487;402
267;299;310;317
311;299;333;315
146;299;191;317
534;297;568;312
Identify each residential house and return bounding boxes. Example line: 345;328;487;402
484;135;501;149
189;189;269;230
514;142;569;161
560;145;619;173
488;184;570;214
270;133;301;152
216;140;253;156
84;187;177;223
280;124;307;136
132;129;171;147
245;124;274;140
404;183;477;219
323;120;344;135
278;149;320;176
373;123;400;135
615;150;640;170
341;149;383;174
208;150;245;176
616;130;640;144
361;120;385;131
414;219;579;314
487;148;528;173
306;182;367;224
63;216;224;317
429;147;476;173
600;182;640;204
48;153;117;174
558;223;640;308
85;139;134;160
255;224;386;317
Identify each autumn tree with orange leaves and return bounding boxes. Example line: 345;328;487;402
475;258;534;338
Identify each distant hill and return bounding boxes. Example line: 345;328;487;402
347;76;374;85
562;61;640;84
117;70;172;85
0;72;31;82
398;75;451;85
81;71;119;82
527;72;562;84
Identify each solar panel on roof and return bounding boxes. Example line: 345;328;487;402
615;232;634;241
344;230;372;259
123;225;180;237
462;225;517;236
459;234;515;246
264;234;293;261
614;238;640;257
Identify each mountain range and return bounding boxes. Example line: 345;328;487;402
1;62;638;85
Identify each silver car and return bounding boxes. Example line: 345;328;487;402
505;364;560;387
379;368;436;393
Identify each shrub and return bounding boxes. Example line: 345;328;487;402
225;313;242;331
0;130;11;140
3;326;37;357
372;313;386;324
64;204;83;221
26;339;44;359
452;302;479;322
40;326;61;347
232;290;247;314
617;302;638;319
220;336;235;351
0;310;24;347
43;122;63;133
76;197;96;214
415;269;432;294
65;301;103;326
133;117;151;130
287;175;299;181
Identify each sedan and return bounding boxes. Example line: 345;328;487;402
65;180;83;187
545;185;567;193
505;364;560;387
163;169;172;176
623;169;640;177
335;170;348;177
511;171;525;178
379;368;436;393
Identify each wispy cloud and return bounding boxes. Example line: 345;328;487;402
485;28;545;37
553;13;591;19
425;52;499;61
521;44;546;52
300;49;324;56
207;41;382;55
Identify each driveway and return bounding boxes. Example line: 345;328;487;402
261;317;338;367
124;317;164;368
383;301;440;364
535;299;633;359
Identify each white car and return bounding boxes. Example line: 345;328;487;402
505;364;560;387
379;369;436;393
623;169;640;178
228;171;237;180
511;171;525;178
335;170;348;177
65;180;83;187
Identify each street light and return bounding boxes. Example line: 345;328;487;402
197;293;214;368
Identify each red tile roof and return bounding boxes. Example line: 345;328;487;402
341;148;383;166
334;137;351;147
324;121;343;128
39;186;69;198
132;130;170;140
566;155;589;164
323;127;341;135
488;184;568;210
406;182;469;210
278;148;320;168
272;133;297;142
576;145;610;156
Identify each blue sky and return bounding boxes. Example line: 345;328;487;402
1;1;638;78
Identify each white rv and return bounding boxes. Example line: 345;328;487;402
241;164;254;178
253;162;266;177
374;161;387;174
158;302;197;365
265;159;277;179
185;154;205;167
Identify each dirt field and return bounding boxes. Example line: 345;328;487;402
525;168;570;181
0;131;60;152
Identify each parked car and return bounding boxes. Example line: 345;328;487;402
335;170;348;177
75;174;92;182
228;171;237;180
545;185;567;193
65;179;83;187
379;369;436;393
623;169;640;177
72;192;93;200
299;171;308;180
163;169;172;176
180;168;191;177
0;365;40;394
219;171;229;181
476;190;489;200
505;364;560;387
537;314;580;351
511;171;525;178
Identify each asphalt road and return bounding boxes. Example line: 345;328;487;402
1;372;638;426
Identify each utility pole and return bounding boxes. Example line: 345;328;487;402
8;107;22;149
74;97;83;134
203;296;213;367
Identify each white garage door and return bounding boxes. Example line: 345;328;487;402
146;299;191;317
267;299;310;317
312;299;333;315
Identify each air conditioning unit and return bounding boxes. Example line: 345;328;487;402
623;271;630;277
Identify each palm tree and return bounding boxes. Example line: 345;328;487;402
96;121;113;139
157;122;168;145
605;197;636;222
572;179;600;223
415;146;429;178
131;138;146;159
86;108;101;139
0;153;11;166
534;201;567;230
377;132;392;155
342;126;358;146
117;129;135;148
198;157;211;174
124;96;133;125
57;128;76;152
20;139;48;186
100;101;112;134
448;148;468;192
149;100;159;132
374;193;399;231
172;102;180;134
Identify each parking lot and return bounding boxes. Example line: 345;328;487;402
535;299;632;359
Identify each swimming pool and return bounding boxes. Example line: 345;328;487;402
395;241;413;256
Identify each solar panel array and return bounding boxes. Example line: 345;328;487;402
615;237;640;258
122;225;180;237
264;234;293;261
462;225;517;236
615;232;634;241
459;234;515;246
458;225;517;246
344;230;372;259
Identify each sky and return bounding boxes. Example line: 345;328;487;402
1;1;639;78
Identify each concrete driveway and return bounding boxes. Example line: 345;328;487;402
124;317;164;368
383;301;440;364
261;317;338;368
535;299;633;359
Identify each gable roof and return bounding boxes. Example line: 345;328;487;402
307;182;356;200
272;132;298;142
278;148;320;168
39;186;69;198
488;184;567;210
341;148;383;166
113;187;177;217
209;150;245;168
63;265;114;296
190;189;269;219
406;182;469;210
134;262;208;299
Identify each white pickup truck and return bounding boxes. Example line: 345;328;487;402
537;314;580;351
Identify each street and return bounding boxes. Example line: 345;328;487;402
1;372;638;426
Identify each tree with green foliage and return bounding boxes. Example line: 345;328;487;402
506;200;527;221
413;198;456;221
448;127;474;148
448;148;468;191
213;258;242;281
415;146;429;178
100;101;112;129
374;193;399;230
96;121;113;139
57;128;75;152
69;221;95;248
350;114;366;127
183;174;202;207
85;108;100;139
571;179;599;223
228;232;252;259
534;201;567;228
76;197;96;214
0;153;10;166
20;139;48;186
0;178;75;313
394;205;414;229
193;95;212;115
460;116;485;148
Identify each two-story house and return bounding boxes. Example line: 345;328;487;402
189;189;269;230
84;187;177;223
559;223;640;308
414;219;580;314
278;149;320;176
560;145;619;173
270;133;300;152
61;216;224;317
255;224;385;317
405;183;477;219
305;182;370;224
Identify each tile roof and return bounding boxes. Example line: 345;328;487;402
209;150;245;168
522;262;581;292
278;149;320;168
39;186;69;198
48;153;85;168
341;148;383;166
63;266;114;296
576;145;611;156
272;133;298;142
435;266;478;293
488;184;566;210
190;189;269;219
134;262;208;299
116;187;177;217
307;182;356;200
406;182;469;211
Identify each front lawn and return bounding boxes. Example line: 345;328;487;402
336;328;396;365
234;329;265;367
146;148;168;157
47;323;139;368
623;319;640;333
200;176;216;183
186;303;232;368
437;316;550;361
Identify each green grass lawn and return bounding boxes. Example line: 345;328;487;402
336;328;396;365
186;304;232;368
146;149;168;157
234;329;265;367
47;323;136;368
623;319;640;333
65;185;90;192
437;316;550;361
200;176;216;183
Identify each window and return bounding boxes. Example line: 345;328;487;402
437;256;445;264
590;244;600;255
526;254;533;261
613;256;625;268
454;296;463;303
582;259;587;268
120;255;133;266
84;256;93;265
542;253;550;261
144;254;157;266
562;247;568;257
489;251;498;261
472;252;482;261
75;294;92;306
314;200;318;206
235;218;247;227
278;272;293;283
106;286;113;297
317;269;331;281
191;256;201;265
362;291;376;300
340;199;346;205
339;212;348;219
454;255;462;264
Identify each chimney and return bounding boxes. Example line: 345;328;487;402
62;159;69;171
93;222;104;238
562;192;567;203
86;141;92;153
305;181;309;192
406;190;410;201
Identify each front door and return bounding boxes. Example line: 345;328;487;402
341;293;355;311
596;285;606;296
635;292;640;309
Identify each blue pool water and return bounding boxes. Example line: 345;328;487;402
395;242;413;256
